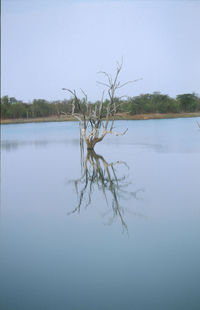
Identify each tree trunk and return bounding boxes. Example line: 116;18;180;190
85;139;95;150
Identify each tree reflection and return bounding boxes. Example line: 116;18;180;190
68;150;143;231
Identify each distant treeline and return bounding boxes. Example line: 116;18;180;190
1;92;200;119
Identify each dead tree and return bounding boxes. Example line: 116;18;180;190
62;61;141;150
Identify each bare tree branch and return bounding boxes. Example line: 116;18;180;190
62;61;141;150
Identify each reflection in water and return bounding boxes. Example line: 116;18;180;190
2;139;165;153
1;139;79;151
68;150;144;231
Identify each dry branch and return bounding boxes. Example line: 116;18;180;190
62;61;141;150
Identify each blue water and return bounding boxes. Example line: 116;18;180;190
1;118;200;310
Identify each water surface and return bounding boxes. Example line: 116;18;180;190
1;118;200;310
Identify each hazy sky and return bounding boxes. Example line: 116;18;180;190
1;0;200;102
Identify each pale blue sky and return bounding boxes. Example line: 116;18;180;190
1;0;200;102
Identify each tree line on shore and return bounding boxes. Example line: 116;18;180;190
1;92;200;119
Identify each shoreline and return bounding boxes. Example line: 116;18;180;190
1;112;200;124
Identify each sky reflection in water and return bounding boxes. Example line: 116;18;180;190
1;118;200;310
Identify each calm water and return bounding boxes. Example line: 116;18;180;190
1;118;200;310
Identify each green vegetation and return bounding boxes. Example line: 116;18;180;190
126;92;200;114
1;92;200;121
0;96;72;119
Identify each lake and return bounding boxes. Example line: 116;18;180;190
1;118;200;310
